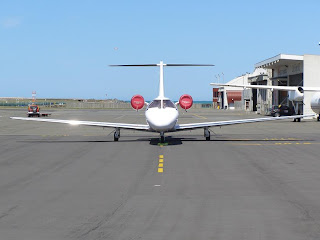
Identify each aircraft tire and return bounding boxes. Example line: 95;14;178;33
114;132;119;141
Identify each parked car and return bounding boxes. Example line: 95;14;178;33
271;105;294;117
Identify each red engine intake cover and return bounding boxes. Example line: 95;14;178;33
131;95;145;110
179;94;193;109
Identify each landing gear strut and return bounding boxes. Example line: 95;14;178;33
204;127;210;141
160;132;165;143
292;101;301;122
114;128;120;141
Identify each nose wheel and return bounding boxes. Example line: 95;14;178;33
160;132;165;143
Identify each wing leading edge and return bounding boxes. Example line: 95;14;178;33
210;83;320;92
11;114;316;133
10;117;150;131
175;114;315;131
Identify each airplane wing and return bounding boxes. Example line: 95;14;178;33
301;87;320;91
10;117;150;131
210;83;298;91
175;114;315;131
210;83;320;92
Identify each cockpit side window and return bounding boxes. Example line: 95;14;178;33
147;100;161;109
163;100;176;109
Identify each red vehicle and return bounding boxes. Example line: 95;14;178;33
28;104;50;117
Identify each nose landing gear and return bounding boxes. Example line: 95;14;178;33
160;132;165;143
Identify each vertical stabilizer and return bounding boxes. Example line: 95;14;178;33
157;61;165;99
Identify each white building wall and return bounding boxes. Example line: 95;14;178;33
303;55;320;116
273;63;303;79
224;74;249;110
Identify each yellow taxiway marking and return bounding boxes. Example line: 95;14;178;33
230;142;317;146
226;138;301;141
192;114;207;119
158;155;164;173
263;138;299;141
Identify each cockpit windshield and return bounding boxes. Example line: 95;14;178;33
148;100;161;109
163;100;176;109
147;100;176;109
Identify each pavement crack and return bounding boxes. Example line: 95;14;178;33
0;205;19;220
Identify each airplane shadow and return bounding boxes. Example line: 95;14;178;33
18;136;313;146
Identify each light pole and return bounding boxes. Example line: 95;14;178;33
215;74;220;83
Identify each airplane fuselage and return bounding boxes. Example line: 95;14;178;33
145;99;179;132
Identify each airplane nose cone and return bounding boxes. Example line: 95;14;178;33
151;117;175;129
146;109;178;131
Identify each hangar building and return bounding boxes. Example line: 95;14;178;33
214;54;320;115
254;54;320;116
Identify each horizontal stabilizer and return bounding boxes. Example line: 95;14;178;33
166;64;214;67
110;64;214;67
110;64;158;67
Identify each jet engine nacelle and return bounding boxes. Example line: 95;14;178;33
179;94;193;110
288;88;304;102
131;94;145;110
311;92;320;114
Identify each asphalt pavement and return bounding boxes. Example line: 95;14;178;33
1;108;320;240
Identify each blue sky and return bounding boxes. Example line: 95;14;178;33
1;0;320;100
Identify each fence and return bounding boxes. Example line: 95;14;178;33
0;100;213;109
66;102;212;109
0;101;66;107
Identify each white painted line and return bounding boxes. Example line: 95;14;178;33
154;185;161;187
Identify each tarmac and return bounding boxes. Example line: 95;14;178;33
1;108;320;240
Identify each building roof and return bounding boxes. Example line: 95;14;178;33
255;54;303;69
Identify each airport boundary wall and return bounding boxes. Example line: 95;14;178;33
0;99;213;109
66;102;212;109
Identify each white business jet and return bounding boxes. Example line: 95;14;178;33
210;82;320;121
11;61;314;143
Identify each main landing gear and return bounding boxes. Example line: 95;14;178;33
292;101;301;122
204;127;210;141
114;128;120;141
293;117;301;122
